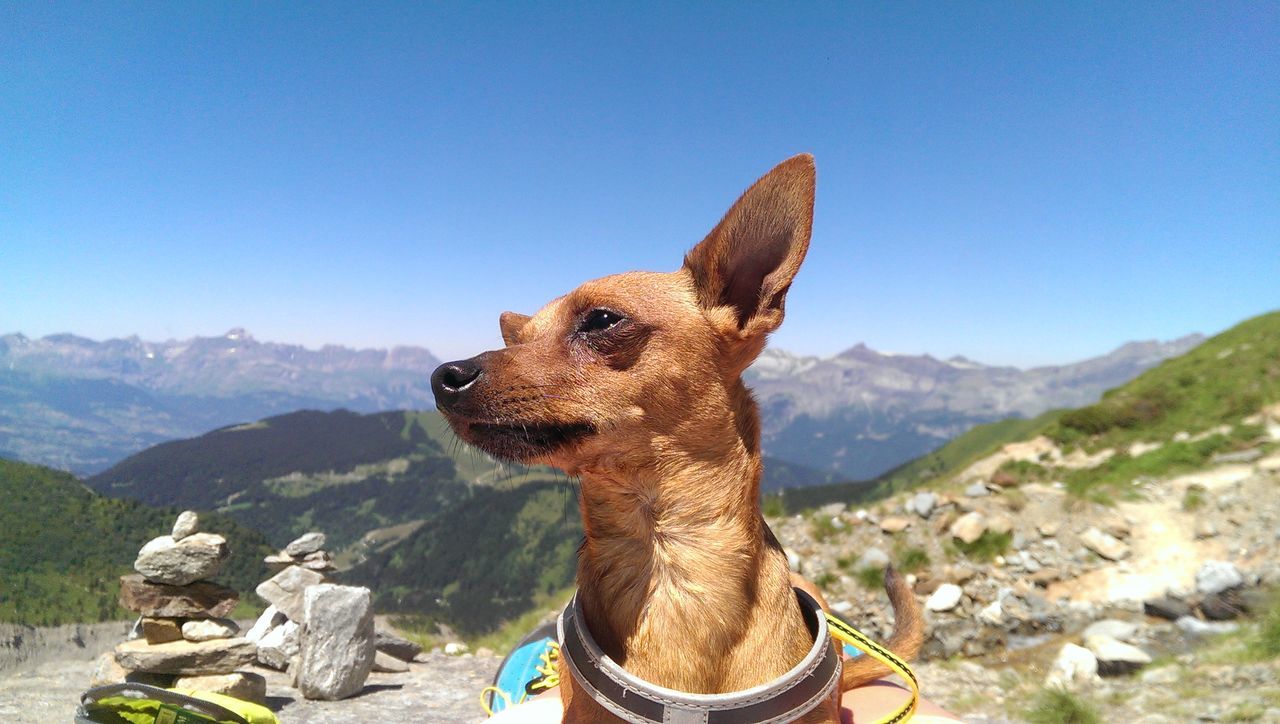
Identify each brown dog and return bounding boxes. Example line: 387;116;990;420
432;155;924;723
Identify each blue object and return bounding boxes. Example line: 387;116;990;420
487;621;558;714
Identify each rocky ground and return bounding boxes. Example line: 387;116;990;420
3;419;1279;722
0;650;500;723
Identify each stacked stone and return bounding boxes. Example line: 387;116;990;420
247;531;384;700
105;511;266;705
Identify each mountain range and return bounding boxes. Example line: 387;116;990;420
0;329;440;473
2;328;1201;480
746;336;1204;478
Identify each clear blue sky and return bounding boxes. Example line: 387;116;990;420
2;3;1276;366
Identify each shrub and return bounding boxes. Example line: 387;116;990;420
953;531;1012;563
854;566;885;590
1182;484;1207;512
1023;688;1100;724
896;546;931;573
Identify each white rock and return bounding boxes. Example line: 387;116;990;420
285;532;327;557
181;618;239;642
257;619;300;670
1080;527;1129;561
1139;667;1179;685
1082;619;1140;643
986;515;1014;536
831;600;853;614
1195;519;1219;539
134;533;228;586
1176;616;1239;636
1196;561;1243;595
171;511;200;541
296;584;375;700
907;492;937;518
444;641;469;655
950;512;988;544
256;565;325;623
926;583;963;612
978;600;1004;626
245;605;285;644
1085;634;1152;675
1045;643;1099;689
964;482;990;498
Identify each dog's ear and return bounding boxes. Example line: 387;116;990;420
499;311;531;346
683;154;814;340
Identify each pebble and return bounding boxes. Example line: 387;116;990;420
171;511;200;541
926;584;963;612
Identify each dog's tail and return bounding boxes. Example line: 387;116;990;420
839;566;925;690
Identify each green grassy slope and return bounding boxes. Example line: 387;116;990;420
0;457;272;626
86;409;548;549
347;481;583;636
777;310;1279;512
769;410;1062;513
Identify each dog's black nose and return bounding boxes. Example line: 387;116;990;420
431;357;484;407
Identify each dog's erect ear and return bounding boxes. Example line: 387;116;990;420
499;311;531;346
683;154;814;338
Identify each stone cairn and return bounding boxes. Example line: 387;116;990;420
246;531;422;700
93;511;267;705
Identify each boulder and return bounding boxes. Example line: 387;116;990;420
171;511;200;541
375;629;424;663
963;482;990;498
256;565;325;623
1195;561;1243;595
182;618;240;642
257;620;301;670
1144;597;1192;621
372;650;410;673
119;575;238;619
296;584;375;700
1084;634;1152;676
1082;619;1140;643
1045;643;1099;689
907;492;937;518
926;583;963;612
1175;616;1239;636
1200;590;1249;621
245;605;286;643
950;512;987;544
986;515;1014;536
141;617;184;645
285;532;327;557
114;637;257;675
173;672;268;705
134;533;229;586
878;516;911;534
1080;527;1129;561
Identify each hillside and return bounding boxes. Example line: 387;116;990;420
0;329;441;474
0;458;273;626
85;409;565;551
747;335;1202;480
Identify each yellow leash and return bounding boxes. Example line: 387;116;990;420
825;612;919;724
480;618;918;723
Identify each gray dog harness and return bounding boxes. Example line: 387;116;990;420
556;588;842;724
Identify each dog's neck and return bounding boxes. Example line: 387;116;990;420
571;382;811;693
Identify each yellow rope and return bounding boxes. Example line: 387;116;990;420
480;641;561;716
825;613;919;724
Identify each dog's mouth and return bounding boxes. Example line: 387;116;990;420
457;419;596;462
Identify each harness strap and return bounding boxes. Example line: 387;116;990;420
825;613;919;724
557;588;842;724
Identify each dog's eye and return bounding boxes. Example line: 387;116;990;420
579;309;625;334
